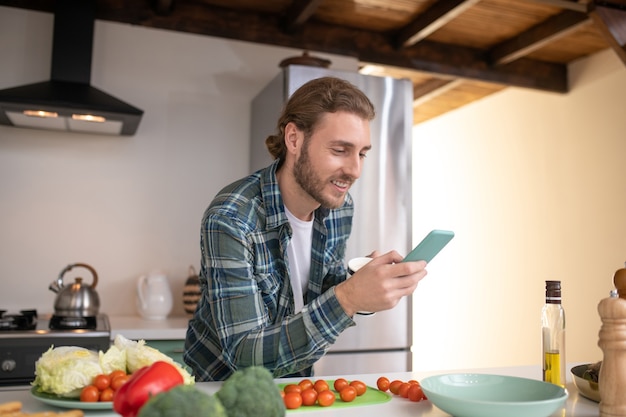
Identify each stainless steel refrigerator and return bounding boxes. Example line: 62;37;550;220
250;64;413;375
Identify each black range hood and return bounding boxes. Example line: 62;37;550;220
0;0;143;136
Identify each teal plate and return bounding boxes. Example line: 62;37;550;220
421;373;567;417
31;386;113;410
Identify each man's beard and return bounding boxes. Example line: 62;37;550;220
293;142;353;209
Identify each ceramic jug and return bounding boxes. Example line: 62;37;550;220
136;271;173;320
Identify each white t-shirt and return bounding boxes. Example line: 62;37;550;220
284;207;313;313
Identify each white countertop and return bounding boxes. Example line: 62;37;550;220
108;315;190;340
0;364;599;417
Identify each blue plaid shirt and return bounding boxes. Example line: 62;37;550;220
184;160;356;381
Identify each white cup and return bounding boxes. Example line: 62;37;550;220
347;257;375;316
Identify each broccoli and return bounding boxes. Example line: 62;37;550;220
216;366;286;417
138;384;226;417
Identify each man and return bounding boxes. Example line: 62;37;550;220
184;76;427;381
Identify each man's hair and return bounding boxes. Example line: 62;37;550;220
265;76;375;163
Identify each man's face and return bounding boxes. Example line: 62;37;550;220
293;111;371;209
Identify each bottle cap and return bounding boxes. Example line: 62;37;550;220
545;280;561;303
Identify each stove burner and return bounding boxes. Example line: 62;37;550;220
49;315;97;330
0;313;111;387
0;309;38;330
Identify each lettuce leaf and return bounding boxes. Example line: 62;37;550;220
113;334;194;384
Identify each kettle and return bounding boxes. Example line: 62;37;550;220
136;271;173;320
49;263;100;317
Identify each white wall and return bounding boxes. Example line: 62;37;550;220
0;6;357;317
411;48;626;372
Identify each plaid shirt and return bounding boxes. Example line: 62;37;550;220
184;160;356;381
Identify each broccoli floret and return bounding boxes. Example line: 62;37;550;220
138;384;226;417
216;366;286;417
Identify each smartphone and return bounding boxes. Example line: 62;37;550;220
402;229;454;263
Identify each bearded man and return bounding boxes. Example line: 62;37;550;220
184;77;427;381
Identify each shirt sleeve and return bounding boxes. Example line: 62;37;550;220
201;211;355;378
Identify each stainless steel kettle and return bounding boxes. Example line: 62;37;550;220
49;263;100;317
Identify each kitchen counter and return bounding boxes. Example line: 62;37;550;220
108;315;190;340
0;364;599;417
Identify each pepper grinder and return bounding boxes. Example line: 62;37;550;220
598;266;626;417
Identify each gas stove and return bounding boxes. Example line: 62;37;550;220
0;310;111;387
0;310;37;331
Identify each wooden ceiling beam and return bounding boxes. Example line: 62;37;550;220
589;4;626;64
595;0;626;8
394;0;481;48
0;0;53;12
281;0;324;34
412;79;464;107
526;0;591;13
153;0;175;16
489;10;592;65
0;0;568;93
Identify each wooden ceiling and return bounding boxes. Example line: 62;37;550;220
3;0;626;125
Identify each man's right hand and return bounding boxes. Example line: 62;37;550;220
335;251;428;317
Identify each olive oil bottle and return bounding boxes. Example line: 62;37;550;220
542;280;565;387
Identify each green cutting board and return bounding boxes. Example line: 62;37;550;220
278;380;391;411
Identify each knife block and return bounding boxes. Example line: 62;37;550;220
598;267;626;417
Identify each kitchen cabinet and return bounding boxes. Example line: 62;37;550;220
108;315;189;340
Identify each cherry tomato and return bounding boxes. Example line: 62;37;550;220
377;376;390;392
408;379;420;385
109;370;127;381
313;379;330;393
110;374;130;391
298;378;314;391
99;387;114;402
80;385;99;402
300;388;318;406
93;374;111;391
333;378;349;392
283;392;302;409
350;380;367;396
317;389;336;407
284;384;302;394
398;382;411;398
389;380;403;395
339;386;357;402
408;384;425;402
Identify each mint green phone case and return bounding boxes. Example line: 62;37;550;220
402;229;454;263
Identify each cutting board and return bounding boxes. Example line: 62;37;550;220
278;381;391;411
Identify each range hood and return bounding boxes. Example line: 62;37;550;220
0;0;143;136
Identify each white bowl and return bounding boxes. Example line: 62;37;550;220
420;373;568;417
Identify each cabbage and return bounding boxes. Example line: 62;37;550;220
33;346;104;398
32;335;194;398
113;335;194;385
99;343;127;374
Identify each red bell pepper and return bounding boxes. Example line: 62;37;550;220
113;361;184;417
